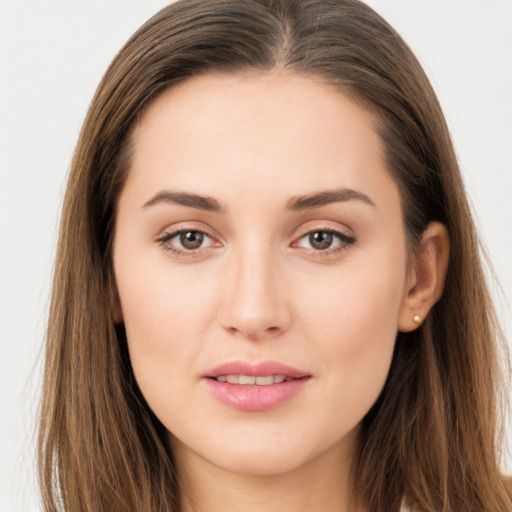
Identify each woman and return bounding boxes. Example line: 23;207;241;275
37;1;511;511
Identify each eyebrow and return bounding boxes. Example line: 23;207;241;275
142;187;375;213
142;191;225;212
286;188;376;211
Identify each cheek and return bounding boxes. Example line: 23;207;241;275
293;255;405;413
297;255;404;343
118;251;218;337
115;259;219;404
121;276;205;339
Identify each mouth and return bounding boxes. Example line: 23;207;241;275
212;374;293;385
203;361;311;411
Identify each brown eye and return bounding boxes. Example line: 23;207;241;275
179;231;204;250
294;229;356;255
157;229;215;254
308;231;334;250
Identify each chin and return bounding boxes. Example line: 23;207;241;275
207;445;312;477
170;425;350;478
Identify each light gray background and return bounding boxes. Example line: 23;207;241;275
1;1;511;510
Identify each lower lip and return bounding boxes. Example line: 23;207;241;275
205;378;310;411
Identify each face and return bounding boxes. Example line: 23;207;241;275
113;73;410;478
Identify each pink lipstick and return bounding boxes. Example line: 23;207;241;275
203;361;311;411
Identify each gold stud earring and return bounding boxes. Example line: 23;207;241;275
413;315;421;324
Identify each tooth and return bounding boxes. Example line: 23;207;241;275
239;375;256;385
219;374;290;385
255;376;274;386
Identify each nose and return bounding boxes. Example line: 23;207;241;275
219;245;291;340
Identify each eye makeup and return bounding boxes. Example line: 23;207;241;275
155;225;356;259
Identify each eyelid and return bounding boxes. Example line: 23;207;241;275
155;223;222;255
294;221;354;239
291;223;357;256
154;221;356;258
294;229;355;246
155;221;220;241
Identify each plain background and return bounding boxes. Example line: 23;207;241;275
1;1;511;510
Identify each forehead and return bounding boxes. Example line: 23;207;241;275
125;72;399;213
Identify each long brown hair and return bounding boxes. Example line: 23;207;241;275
38;1;511;510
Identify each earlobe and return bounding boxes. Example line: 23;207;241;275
398;221;450;332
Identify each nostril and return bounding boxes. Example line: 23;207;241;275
225;324;282;340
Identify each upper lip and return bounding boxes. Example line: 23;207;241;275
204;361;310;379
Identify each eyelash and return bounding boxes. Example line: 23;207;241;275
155;227;356;258
155;228;218;258
293;228;356;257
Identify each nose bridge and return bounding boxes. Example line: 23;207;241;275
220;236;290;339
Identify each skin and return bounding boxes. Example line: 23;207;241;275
113;72;449;512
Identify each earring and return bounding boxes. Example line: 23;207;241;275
413;315;421;324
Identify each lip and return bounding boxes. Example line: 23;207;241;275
203;360;311;412
204;361;310;379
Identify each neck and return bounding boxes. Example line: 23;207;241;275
173;435;363;512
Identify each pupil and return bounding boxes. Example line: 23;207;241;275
310;231;333;250
180;231;204;249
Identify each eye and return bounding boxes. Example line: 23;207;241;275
176;230;208;250
156;229;217;254
294;229;356;253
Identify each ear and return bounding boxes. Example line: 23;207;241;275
398;221;450;332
